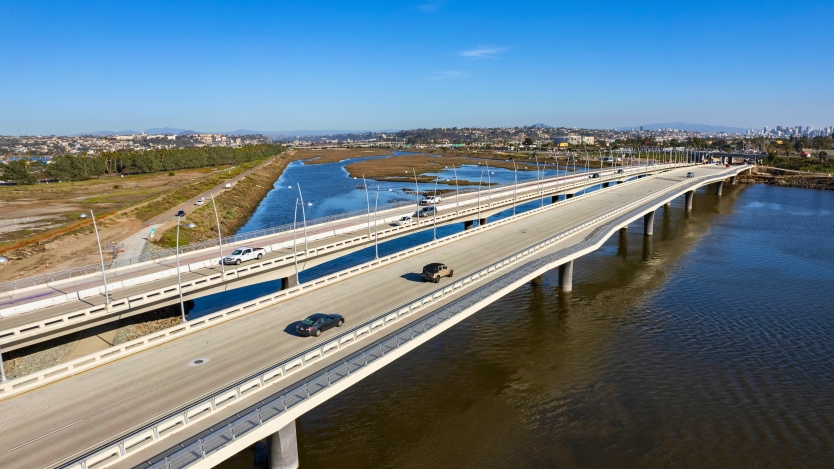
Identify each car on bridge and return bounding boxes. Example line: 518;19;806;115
296;313;344;337
414;206;438;217
395;216;413;226
687;172;695;178
422;262;453;283
420;195;442;205
590;173;601;178
617;169;624;174
222;246;265;265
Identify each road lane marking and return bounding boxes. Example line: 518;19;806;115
194;336;234;351
8;420;82;452
0;407;49;428
225;342;266;361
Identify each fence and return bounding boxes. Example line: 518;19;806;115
61;166;739;469
0;163;683;294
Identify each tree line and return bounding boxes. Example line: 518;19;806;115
0;144;284;184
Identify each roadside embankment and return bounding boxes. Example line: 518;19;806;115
153;154;291;247
738;167;834;190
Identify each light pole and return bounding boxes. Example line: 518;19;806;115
90;211;110;306
174;216;195;323
374;185;380;259
412;169;420;227
432;180;438;240
296;183;309;254
0;256;6;381
210;192;225;276
535;155;543;207
485;161;492;206
452;164;460;215
362;175;372;242
477;169;484;223
511;158;517;215
293;198;300;281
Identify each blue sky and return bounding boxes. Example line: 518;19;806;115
1;0;832;135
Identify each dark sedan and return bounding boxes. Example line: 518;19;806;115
296;313;344;337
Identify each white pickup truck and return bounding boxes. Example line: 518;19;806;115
420;195;442;205
222;246;266;265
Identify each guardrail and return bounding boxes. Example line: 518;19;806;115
0;163;691;294
0;163;689;323
0;164;708;393
58;165;741;469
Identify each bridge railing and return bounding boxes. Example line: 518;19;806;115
0;163;691;294
60;164;736;469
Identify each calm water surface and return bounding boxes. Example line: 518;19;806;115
218;181;834;468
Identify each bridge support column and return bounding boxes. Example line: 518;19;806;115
464;220;474;231
531;274;544;286
715;181;724;196
281;273;299;290
479;218;488;226
558;260;574;292
268;419;299;469
684;190;694;211
730;176;737;185
664;202;671;208
643;210;655;236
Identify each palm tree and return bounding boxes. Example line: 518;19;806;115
819;151;828;173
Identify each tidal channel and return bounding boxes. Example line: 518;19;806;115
217;165;834;468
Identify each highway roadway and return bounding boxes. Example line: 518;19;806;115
0;164;676;350
0;165;737;469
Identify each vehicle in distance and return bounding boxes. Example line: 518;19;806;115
296;313;344;337
616;169;624;174
686;172;695;178
414;206;438;217
396;216;413;226
225;183;233;188
222;246;265;265
420;195;442;205
590;173;601;178
195;197;205;206
422;262;453;283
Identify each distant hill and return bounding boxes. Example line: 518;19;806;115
145;127;198;135
75;130;140;136
618;122;748;134
529;123;553;128
223;129;375;137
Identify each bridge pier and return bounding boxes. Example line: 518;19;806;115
558;260;574;292
479;218;488;226
281;273;299;290
730;175;737;185
464;220;474;231
643;210;655;236
664;202;671;208
715;181;724;196
684;190;694;211
268;420;299;469
531;274;544;286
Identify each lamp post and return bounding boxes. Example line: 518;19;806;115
485;161;492;206
412;169;420;227
511;158;518;215
174;216;195;323
89;211;110;307
452;164;460;215
210;193;225;276
374;185;380;259
535;155;543;207
296;184;308;253
0;256;6;381
432;180;438;240
362;175;372;242
293;198;300;281
477;169;484;223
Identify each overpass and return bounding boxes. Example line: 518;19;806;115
0;162;704;351
0;163;752;469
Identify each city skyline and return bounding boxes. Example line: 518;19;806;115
2;0;832;135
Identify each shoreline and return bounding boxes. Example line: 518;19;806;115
737;168;834;191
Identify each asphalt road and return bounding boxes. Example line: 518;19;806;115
0;165;732;469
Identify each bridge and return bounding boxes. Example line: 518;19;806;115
0;163;704;352
0;163;751;469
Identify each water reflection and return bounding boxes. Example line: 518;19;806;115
217;183;834;469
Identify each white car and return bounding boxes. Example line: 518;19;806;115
222;247;266;265
195;197;205;206
395;216;413;226
420;195;442;205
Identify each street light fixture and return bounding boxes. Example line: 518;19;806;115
90;211;110;306
210;193;225;276
296;184;308;253
174;215;195;323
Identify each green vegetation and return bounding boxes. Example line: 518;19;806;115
1;144;284;184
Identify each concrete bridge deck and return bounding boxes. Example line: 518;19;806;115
0;164;691;351
0;164;749;469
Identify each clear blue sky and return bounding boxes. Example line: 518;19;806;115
1;0;832;135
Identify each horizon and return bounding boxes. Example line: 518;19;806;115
2;0;832;134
